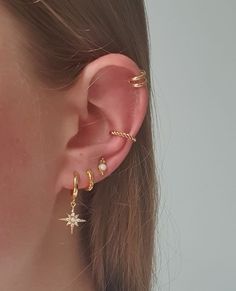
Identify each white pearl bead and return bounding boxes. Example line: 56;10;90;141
99;163;107;171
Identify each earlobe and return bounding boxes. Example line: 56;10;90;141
55;53;148;193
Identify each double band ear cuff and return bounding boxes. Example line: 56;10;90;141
58;171;86;235
110;130;136;143
129;70;147;88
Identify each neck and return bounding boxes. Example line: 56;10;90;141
13;191;95;291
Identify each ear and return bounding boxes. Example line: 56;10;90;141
55;53;148;192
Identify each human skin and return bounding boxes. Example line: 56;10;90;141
0;6;148;291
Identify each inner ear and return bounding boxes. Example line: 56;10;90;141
67;65;134;150
67;102;105;148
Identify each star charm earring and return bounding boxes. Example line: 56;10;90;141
58;171;86;234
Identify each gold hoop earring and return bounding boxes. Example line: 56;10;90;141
110;130;136;143
58;171;86;234
85;169;95;191
128;70;147;88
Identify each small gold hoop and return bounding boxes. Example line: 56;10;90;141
110;130;136;143
72;171;79;198
85;169;95;191
129;70;147;88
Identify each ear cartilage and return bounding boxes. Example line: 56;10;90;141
98;157;107;176
128;70;147;88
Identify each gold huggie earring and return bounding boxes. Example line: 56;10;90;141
110;130;136;143
59;171;86;235
85;169;95;191
97;157;107;176
128;70;147;88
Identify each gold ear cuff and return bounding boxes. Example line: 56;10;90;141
128;70;147;88
110;130;136;143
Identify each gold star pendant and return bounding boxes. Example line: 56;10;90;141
59;211;86;234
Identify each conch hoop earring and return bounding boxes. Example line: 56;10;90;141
128;70;147;88
85;169;95;191
58;171;86;235
110;130;136;143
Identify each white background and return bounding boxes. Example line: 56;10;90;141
146;1;236;290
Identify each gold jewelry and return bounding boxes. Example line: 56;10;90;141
97;157;107;176
85;169;95;191
128;70;147;88
58;171;86;235
110;130;136;143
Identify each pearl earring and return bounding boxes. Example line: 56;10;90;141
97;157;107;176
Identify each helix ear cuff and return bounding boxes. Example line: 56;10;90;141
128;70;147;88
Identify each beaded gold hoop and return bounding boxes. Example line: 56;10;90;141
110;130;136;143
85;169;95;191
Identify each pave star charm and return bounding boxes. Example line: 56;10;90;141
59;211;86;234
59;171;87;235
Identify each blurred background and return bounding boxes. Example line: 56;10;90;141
146;1;236;290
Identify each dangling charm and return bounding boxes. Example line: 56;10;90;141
58;171;86;234
97;157;107;176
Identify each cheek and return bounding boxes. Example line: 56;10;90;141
0;93;54;261
0;90;35;178
0;33;61;265
0;122;31;171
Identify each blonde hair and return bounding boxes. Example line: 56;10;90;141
3;1;159;290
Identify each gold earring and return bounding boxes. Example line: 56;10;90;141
128;70;147;88
85;169;95;191
97;157;107;176
110;130;136;143
58;171;86;235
